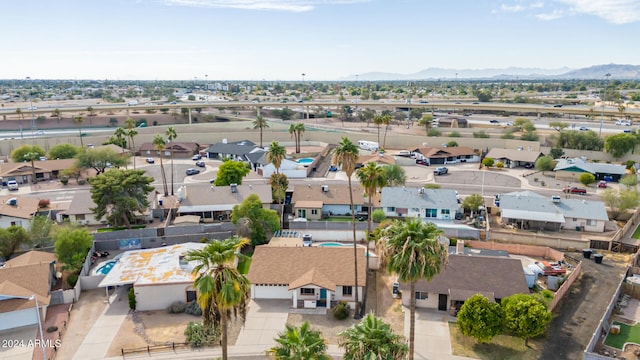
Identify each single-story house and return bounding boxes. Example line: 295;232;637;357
0;159;76;184
484;148;543;168
357;153;396;166
205;140;258;161
59;190;156;226
498;191;609;232
259;158;309;179
246;246;366;309
176;183;272;222
0;251;57;331
399;253;529;311
412;146;479;165
554;158;626;182
139;142;200;159
98;243;207;311
291;184;365;220
0;195;39;228
436;117;468;128
380;187;460;221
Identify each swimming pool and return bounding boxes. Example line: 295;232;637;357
296;158;315;164
318;242;346;247
94;260;118;275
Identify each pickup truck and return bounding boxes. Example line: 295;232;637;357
536;261;566;276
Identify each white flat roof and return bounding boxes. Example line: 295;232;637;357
502;209;565;223
98;242;207;288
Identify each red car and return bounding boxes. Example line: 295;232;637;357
563;187;587;194
598;181;607;188
536;261;567;276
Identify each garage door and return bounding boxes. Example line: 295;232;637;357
253;285;291;299
430;158;445;165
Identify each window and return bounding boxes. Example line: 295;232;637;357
76;214;85;220
387;207;396;212
587;219;596;226
441;209;450;215
425;209;437;218
186;290;197;302
342;286;353;296
311;209;318;215
415;292;428;300
300;288;315;295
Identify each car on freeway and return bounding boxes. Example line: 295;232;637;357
616;120;632;126
145;158;155;164
563;186;587;194
553;104;563;108
192;154;202;160
433;167;448;175
419;100;428;104
472;102;480;104
624;129;632;133
503;122;513;126
195;160;205;168
186;168;200;176
579;126;589;131
489;119;500;124
27;106;37;111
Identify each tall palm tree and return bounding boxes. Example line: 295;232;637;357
53;108;61;123
373;115;383;146
338;312;408;360
294;123;305;153
186;236;251;360
332;137;361;319
378;218;448;360
267;141;287;225
165;126;177;195
381;114;392;150
73;115;85;147
267;321;330;360
153;134;169;196
125;117;138;169
252;115;269;148
16;108;24;120
356;162;387;315
24;151;40;184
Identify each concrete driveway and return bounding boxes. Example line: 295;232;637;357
234;300;289;352
405;308;475;360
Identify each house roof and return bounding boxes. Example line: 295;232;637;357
0;281;50;312
5;250;56;267
63;191;94;215
554;158;626;175
358;153;396;165
177;184;272;213
98;242;208;287
500;192;609;222
173;215;202;225
246;150;267;165
294;200;323;209
0;195;40;219
139;142;199;153
413;146;476;159
400;254;529;300
0;158;76;177
291;185;364;206
380;187;459;210
206;141;257;156
485;148;543;163
0;261;53;312
247;246;366;289
266;237;303;247
95;144;131;154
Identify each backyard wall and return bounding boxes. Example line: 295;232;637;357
466;240;565;261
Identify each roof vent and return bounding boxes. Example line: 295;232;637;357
230;183;238;193
321;185;329;192
551;196;561;203
418;188;424;194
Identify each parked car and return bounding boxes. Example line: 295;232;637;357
7;180;18;191
433;167;448;175
186;168;200;175
195;160;205;168
563;187;587;194
328;164;337;172
536;261;567;276
192;154;202;160
524;163;534;169
145;158;155;164
415;159;429;166
598;181;608;188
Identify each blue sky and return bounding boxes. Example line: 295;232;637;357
2;0;639;80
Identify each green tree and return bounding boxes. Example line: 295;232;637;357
549;148;564;159
379;218;447;360
288;123;305;154
361;108;376;127
461;194;484;218
604;133;637;158
153;134;169;196
214;160;250;186
75;148;126;175
535;156;555;175
186;236;251;360
338;312;408;360
48;143;80;160
356;162;387;314
558;131;603;151
333;137;362;319
382;164;407;187
548;121;569;131
52;108;62;123
457;294;504;343
16;107;24;120
10;144;45;163
269;172;289;220
380;115;392;149
267;321;330;360
0;226;32;259
252;115;269;148
602;189;640;219
472;131;489;139
89;169;154;228
482;157;494;167
113;127;128;161
231;194;280;246
620;174;638;189
165;126;178;195
125;117;138;169
29;215;55;248
267;141;288;225
53;227;93;271
74;115;85;147
578;173;596;187
502;294;552;346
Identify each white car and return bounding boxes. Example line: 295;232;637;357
27;106;37;111
615;120;632;126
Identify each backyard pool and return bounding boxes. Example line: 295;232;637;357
317;242;374;257
296;158;315;165
93;260;118;275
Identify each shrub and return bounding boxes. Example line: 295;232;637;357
371;209;386;223
449;131;461;138
473;131;490;138
77;178;86;185
482;157;495;167
333;301;351;320
496;161;504;169
67;273;79;288
168;301;187;313
184;321;218;347
46;326;58;333
423;183;441;189
38;199;50;208
128;287;136;311
625;160;636;170
185;301;202;316
60;177;69;185
427;129;441;137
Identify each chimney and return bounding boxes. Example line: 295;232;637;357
456;240;465;255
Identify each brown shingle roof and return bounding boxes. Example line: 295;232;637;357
0;195;39;219
414;146;476;159
247;246;366;288
358;154;396;165
0;262;52;312
400;255;528;300
291;185;364;206
63;191;95;215
0;281;49;312
5;250;56;267
289;268;337;290
0;159;76;177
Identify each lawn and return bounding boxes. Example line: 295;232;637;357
631;225;640;240
605;322;640;349
449;323;540;360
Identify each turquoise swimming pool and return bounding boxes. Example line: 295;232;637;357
318;242;345;247
94;260;117;275
296;158;315;164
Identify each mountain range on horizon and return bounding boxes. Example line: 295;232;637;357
344;64;640;81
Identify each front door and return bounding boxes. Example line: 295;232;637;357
320;289;326;300
438;294;447;311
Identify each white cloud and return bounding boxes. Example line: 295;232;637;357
557;0;640;24
536;9;564;20
500;4;526;12
163;0;368;12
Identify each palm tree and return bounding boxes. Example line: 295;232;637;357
125;118;138;169
267;141;287;226
267;321;330;360
16;108;24;120
165;126;177;195
74;115;85;147
332;137;361;319
153;134;169;196
113;127;127;153
52;108;61;123
373;115;383;145
252;115;269;148
356;162;387;315
294;123;305;153
186;236;251;360
378;218;448;360
24;151;40;184
381;114;392;150
338;312;408;360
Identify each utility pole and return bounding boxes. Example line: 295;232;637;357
599;72;611;136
